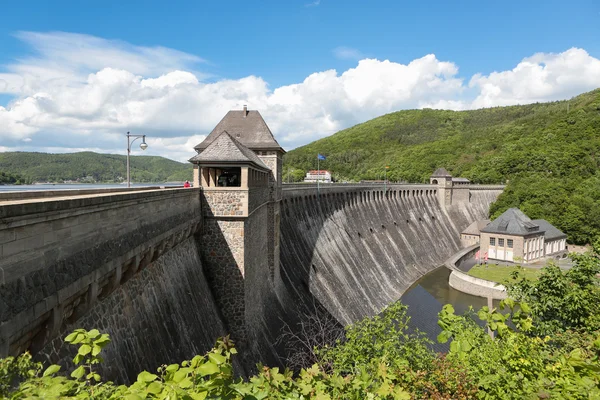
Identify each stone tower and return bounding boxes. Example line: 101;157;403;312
430;167;453;206
190;106;284;351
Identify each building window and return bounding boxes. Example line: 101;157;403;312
490;237;495;246
507;239;513;248
499;238;504;247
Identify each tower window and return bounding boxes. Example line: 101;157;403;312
217;167;242;187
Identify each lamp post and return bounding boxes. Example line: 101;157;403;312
126;132;148;188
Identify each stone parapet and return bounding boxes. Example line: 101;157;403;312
0;186;173;203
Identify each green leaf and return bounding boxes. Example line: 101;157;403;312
166;364;180;372
173;369;189;383
147;381;163;394
178;377;193;388
198;361;220;376
437;330;452;343
78;344;92;356
43;364;61;377
73;354;84;365
71;365;85;380
64;331;78;343
87;329;100;339
92;344;102;356
208;352;226;365
137;370;158;383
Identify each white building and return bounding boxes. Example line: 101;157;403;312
304;170;332;183
479;208;567;263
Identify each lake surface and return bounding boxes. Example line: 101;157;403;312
0;183;183;192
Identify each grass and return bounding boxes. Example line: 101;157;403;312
468;264;541;284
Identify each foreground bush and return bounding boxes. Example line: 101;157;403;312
3;303;598;399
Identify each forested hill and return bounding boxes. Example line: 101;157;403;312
284;89;600;244
0;152;193;184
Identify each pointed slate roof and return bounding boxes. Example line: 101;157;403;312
189;131;269;170
481;208;543;236
194;109;284;153
431;167;452;177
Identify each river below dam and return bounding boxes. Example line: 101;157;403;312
400;266;493;351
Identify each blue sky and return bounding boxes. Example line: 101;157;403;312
1;0;599;161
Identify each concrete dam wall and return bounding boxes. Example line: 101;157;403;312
279;185;502;325
0;188;224;383
40;236;228;383
0;182;503;383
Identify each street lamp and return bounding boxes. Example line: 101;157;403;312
126;132;148;188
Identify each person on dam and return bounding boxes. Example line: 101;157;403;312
184;180;191;188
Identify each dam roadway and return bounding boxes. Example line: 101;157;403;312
0;183;503;381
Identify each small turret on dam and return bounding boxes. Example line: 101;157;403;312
0;107;503;382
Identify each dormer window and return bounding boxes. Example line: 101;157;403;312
523;221;539;232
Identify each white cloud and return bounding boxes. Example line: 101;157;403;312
469;48;600;108
1;32;599;161
305;0;320;7
333;46;363;60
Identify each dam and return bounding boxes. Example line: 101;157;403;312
279;184;502;325
0;108;503;382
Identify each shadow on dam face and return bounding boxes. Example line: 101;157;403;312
277;188;501;327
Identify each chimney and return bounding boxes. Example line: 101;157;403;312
243;104;247;117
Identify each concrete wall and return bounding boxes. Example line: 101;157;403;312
444;244;507;300
448;271;507;300
243;204;283;366
0;188;202;359
278;184;503;325
39;236;228;383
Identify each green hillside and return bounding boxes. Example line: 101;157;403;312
284;89;600;244
0;151;193;184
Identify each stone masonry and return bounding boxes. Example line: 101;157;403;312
203;190;247;217
200;218;247;346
